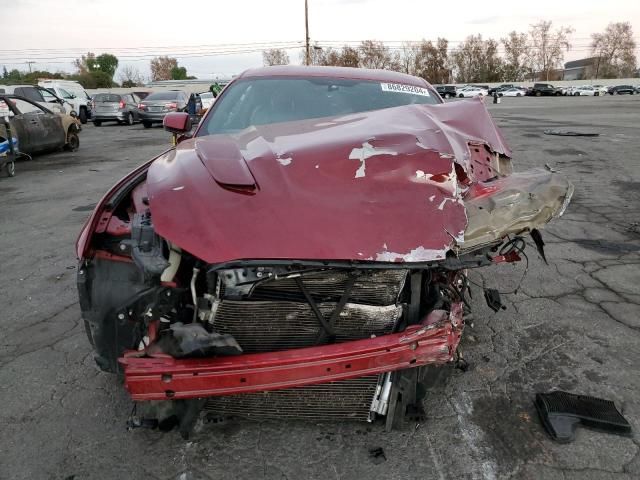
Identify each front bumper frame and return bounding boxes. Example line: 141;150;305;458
120;308;463;402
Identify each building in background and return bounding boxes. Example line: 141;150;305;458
562;57;599;80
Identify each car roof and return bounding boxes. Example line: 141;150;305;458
236;65;430;87
0;94;54;113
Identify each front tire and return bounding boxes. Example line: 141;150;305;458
516;93;522;97
143;121;152;129
535;91;541;97
5;161;15;177
79;108;88;124
65;131;80;151
444;93;451;99
127;112;134;125
458;93;464;98
93;120;102;127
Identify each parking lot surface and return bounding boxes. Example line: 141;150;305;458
1;96;639;480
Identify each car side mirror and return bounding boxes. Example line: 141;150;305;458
164;112;192;134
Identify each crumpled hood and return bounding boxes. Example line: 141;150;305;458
146;99;511;264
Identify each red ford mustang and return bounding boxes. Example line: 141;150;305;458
76;66;572;436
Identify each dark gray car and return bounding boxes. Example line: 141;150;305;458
138;90;188;128
92;93;141;126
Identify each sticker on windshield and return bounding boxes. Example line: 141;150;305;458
381;83;430;96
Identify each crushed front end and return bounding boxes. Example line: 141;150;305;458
76;99;572;435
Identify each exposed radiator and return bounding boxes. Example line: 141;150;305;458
212;301;403;352
250;269;408;305
205;375;380;421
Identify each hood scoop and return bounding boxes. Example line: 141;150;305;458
194;136;257;191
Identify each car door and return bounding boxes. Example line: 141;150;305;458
10;98;64;152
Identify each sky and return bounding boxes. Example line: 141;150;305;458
3;0;640;81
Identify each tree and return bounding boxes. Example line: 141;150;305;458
501;31;531;81
2;66;7;79
23;70;64;84
528;21;573;81
95;53;119;79
358;40;400;70
2;69;24;83
339;46;361;68
73;52;97;74
262;48;290;66
413;38;450;84
450;35;502;83
119;65;144;87
171;66;188;80
150;56;178;81
591;22;637;78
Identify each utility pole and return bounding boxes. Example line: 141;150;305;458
26;61;35;73
305;0;310;66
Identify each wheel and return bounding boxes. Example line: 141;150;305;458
516;93;522;97
143;121;152;129
535;91;541;96
631;91;635;95
574;92;580;96
5;161;15;177
93;120;102;127
613;90;618;95
65;131;80;151
444;93;451;99
498;93;503;97
595;92;599;96
79;108;87;124
127;112;134;125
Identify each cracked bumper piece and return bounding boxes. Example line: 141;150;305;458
120;311;462;402
460;169;574;251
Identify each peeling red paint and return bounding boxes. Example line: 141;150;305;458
146;100;507;264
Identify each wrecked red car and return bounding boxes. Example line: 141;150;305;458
76;66;573;435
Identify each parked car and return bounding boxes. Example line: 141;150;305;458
199;91;216;110
488;84;516;95
499;87;526;97
38;80;92;124
458;86;488;97
0;95;80;154
608;85;635;95
92;93;141;126
435;85;457;99
0;85;69;114
75;65;572;434
573;86;600;96
528;83;563;96
138;90;189;128
593;85;609;95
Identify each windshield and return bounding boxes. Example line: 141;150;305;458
58;87;74;99
94;93;121;102
145;91;180;101
198;76;439;136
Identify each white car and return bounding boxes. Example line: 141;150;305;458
199;91;215;110
0;84;68;114
592;85;608;95
458;87;488;98
573;86;600;96
39;80;92;124
500;87;526;97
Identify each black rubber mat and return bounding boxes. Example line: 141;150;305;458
535;391;632;443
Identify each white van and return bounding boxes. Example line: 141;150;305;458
38;80;92;124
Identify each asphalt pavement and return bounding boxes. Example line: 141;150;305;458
1;96;639;480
